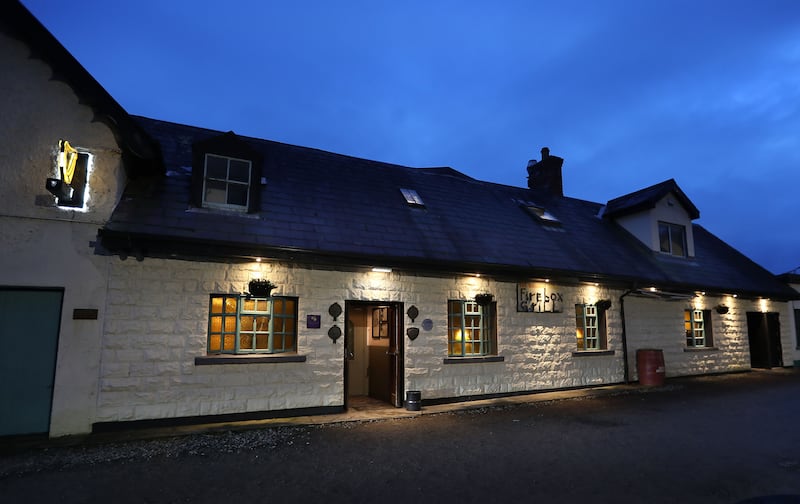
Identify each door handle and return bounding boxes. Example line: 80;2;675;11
386;351;397;356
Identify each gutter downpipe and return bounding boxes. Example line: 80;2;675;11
619;288;636;384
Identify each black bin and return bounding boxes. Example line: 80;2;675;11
405;390;421;411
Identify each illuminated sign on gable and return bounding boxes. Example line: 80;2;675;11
46;139;89;208
517;283;564;313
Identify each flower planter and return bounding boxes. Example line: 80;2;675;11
248;279;275;297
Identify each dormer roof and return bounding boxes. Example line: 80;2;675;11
604;179;700;220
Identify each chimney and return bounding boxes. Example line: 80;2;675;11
526;146;564;196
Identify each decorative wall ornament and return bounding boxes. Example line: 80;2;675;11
421;319;433;331
328;325;342;343
328;302;342;321
715;304;729;314
407;305;419;322
475;293;494;306
406;327;420;341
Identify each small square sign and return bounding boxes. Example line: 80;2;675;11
307;314;321;329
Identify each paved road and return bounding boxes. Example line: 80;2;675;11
2;370;800;503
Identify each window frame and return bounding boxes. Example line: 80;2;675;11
685;309;713;348
575;303;608;351
202;153;253;211
447;300;497;358
658;221;687;257
207;294;298;355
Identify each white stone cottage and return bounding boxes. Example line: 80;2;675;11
2;1;797;438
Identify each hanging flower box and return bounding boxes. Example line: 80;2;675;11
248;279;276;297
474;293;494;306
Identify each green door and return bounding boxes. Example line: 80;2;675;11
0;289;63;436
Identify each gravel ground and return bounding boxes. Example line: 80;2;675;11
0;425;310;479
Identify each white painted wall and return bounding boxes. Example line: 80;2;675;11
0;32;126;436
97;258;767;426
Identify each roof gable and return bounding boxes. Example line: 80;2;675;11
604;179;700;220
2;1;161;175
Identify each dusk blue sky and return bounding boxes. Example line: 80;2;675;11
22;0;799;274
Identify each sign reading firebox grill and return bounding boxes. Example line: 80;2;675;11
517;284;564;313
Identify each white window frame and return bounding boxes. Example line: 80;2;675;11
658;221;686;257
202;153;252;211
685;309;712;348
447;300;495;357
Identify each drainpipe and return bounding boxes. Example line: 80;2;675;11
619;289;635;384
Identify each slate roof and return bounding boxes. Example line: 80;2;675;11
98;116;797;301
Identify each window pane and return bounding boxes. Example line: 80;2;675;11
273;298;285;313
227;183;248;206
206;155;227;179
223;334;235;351
671;225;685;256
284;298;296;314
243;298;256;311
240;315;254;331
210;316;222;333
284;317;295;333
209;335;221;352
211;297;223;314
659;224;671;253
256;316;269;331
256;334;269;349
224;297;238;313
283;334;294;350
240;333;253;350
224;317;236;332
229;160;251;182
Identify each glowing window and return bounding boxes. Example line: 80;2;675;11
575;303;608;351
685;309;713;348
447;300;497;357
207;294;298;354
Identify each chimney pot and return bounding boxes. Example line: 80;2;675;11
541;147;550;159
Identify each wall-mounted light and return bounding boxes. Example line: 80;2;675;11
371;267;392;273
715;304;729;314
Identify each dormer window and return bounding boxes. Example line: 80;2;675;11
203;154;252;211
658;221;686;257
191;132;262;214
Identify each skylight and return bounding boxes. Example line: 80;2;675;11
400;188;425;208
517;199;560;224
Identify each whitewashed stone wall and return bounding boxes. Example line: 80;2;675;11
98;263;627;422
0;31;127;436
624;296;793;379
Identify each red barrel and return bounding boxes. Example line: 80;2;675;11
637;349;665;386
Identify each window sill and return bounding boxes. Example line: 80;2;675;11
443;356;504;364
572;350;615;357
683;347;719;353
195;354;307;365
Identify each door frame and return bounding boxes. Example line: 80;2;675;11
344;300;404;408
